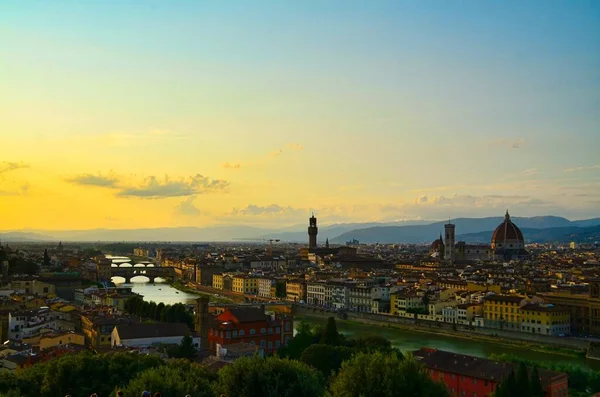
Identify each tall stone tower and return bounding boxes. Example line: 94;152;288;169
308;214;318;250
195;296;210;351
444;222;456;262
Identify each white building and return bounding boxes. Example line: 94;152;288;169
248;256;287;271
442;306;458;323
306;282;327;306
258;278;274;298
348;286;372;312
111;323;198;349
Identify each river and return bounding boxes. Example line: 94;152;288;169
297;316;600;371
108;255;198;305
106;256;598;370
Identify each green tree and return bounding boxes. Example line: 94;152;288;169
300;344;354;377
515;361;530;397
346;335;402;356
216;356;325;397
276;282;286;298
278;321;318;359
43;249;51;267
494;369;517;397
529;366;544;397
118;360;215;397
330;352;450;397
320;317;341;346
0;351;163;397
168;335;197;360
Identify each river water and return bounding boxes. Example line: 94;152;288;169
107;256;598;370
297;316;600;371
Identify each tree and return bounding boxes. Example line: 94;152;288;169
346;335;402;356
168;335;197;360
300;344;354;377
330;352;450;397
0;351;163;397
530;366;544;397
275;282;286;298
119;360;215;397
43;249;51;267
216;356;325;397
494;369;517;397
320;317;341;346
515;361;530;397
278;321;318;359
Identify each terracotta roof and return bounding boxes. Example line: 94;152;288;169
114;323;190;340
413;348;566;387
491;211;524;243
226;307;266;323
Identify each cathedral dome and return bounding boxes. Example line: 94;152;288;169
490;211;525;250
431;237;444;251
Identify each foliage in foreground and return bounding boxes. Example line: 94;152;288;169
490;353;600;394
329;351;450;397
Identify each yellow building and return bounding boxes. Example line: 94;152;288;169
80;313;133;351
539;283;600;336
285;281;307;302
483;295;528;330
40;331;85;350
519;303;570;336
10;279;55;296
212;273;224;290
232;275;258;294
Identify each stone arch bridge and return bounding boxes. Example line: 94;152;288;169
110;266;176;283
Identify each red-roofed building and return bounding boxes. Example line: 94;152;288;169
207;306;293;354
414;348;568;397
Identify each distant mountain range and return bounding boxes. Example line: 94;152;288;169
457;225;600;244
329;216;600;244
1;216;599;244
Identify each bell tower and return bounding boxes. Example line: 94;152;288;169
444;221;455;263
308;214;318;250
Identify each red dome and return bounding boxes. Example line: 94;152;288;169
431;238;444;251
491;211;524;244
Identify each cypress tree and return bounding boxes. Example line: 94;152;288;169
515;362;530;397
530;366;544;397
320;317;341;345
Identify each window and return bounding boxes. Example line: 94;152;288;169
285;322;291;331
268;341;273;349
239;330;245;336
226;331;231;339
260;328;266;334
276;340;281;348
233;330;238;337
260;340;266;348
268;327;273;334
250;329;256;335
276;327;281;334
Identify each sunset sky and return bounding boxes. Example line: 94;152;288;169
1;1;599;230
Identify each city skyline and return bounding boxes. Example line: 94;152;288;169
1;1;599;230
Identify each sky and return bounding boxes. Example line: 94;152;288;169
1;1;599;230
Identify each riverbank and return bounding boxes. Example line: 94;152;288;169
295;308;587;359
170;281;234;303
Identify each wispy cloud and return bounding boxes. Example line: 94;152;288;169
65;172;120;188
175;196;203;216
0;162;29;174
564;165;600;172
117;174;229;199
231;204;301;216
222;162;241;169
269;143;304;158
488;138;528;149
0;183;29;196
